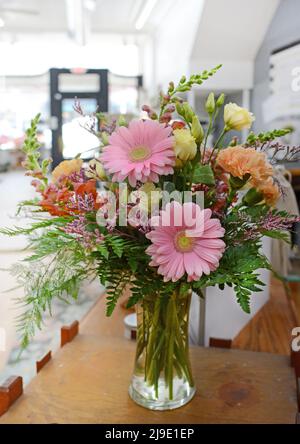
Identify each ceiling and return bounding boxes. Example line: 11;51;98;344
191;0;280;61
0;0;280;58
0;0;282;91
0;0;67;32
0;0;172;34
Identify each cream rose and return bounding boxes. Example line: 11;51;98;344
86;159;107;180
173;129;197;161
224;103;255;131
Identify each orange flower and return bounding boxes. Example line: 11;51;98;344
216;146;273;183
40;185;73;216
74;180;101;210
255;178;280;207
40;179;100;216
52;159;83;183
171;121;186;130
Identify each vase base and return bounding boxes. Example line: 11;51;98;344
128;383;196;411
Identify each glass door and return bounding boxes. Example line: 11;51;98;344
50;68;108;167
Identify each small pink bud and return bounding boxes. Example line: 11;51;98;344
160;112;172;123
166;105;175;113
142;105;151;113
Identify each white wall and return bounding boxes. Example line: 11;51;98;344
189;60;254;91
189;0;280;91
152;0;205;90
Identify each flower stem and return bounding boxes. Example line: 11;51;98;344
207;127;228;163
134;289;194;401
203;114;213;156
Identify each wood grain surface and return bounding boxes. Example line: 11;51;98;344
233;278;297;355
0;335;297;424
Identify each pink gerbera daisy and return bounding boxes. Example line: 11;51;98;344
100;119;175;187
146;202;225;282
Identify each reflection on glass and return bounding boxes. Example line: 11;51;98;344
62;98;100;159
109;73;139;114
109;86;138;114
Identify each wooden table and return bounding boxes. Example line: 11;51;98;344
0;334;297;424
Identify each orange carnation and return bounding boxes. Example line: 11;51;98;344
216;146;273;183
255;178;280;207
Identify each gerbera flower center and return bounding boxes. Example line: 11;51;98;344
174;231;195;253
129;145;151;162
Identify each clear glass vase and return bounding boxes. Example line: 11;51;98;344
129;288;196;410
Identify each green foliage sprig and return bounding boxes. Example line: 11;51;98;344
95;235;148;315
12;231;97;349
0;216;72;238
22;114;52;190
246;128;292;146
192;242;270;313
159;65;222;118
94;233;178;315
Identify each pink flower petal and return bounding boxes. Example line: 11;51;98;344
146;202;225;282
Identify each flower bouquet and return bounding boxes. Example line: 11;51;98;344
3;65;300;410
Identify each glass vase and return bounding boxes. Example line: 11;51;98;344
129;288;195;410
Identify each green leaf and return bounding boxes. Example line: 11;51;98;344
261;229;290;243
192;242;270;314
107;236;125;258
97;243;109;259
179;282;190;296
105;271;131;316
126;293;141;309
128;257;138;273
193;164;215;185
235;286;251;314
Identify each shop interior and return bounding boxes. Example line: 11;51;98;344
0;0;300;425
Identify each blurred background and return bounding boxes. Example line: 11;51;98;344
0;0;299;168
1;0;300;384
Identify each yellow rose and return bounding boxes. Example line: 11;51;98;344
173;129;197;161
224;103;255;131
52;158;83;182
86;159;107;180
175;158;183;169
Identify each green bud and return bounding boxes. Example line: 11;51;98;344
42;158;52;168
182;102;195;123
175;102;185;116
216;93;225;108
229;136;238;147
242;187;263;206
205;92;215;115
177;85;190;92
168;81;175;92
191;115;204;144
172;96;182;103
101;131;110;145
118;115;127;127
180;75;186;84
